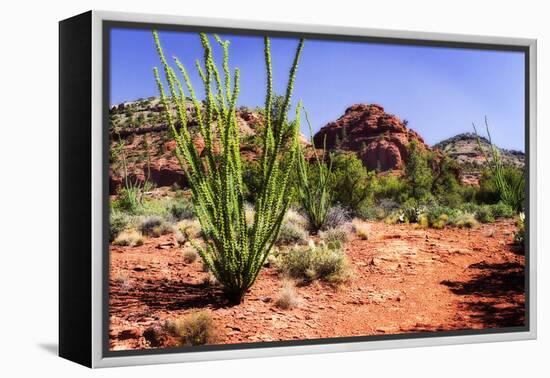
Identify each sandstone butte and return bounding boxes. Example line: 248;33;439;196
313;103;428;172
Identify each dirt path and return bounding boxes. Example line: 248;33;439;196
109;219;525;350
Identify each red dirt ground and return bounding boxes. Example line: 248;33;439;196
109;219;525;351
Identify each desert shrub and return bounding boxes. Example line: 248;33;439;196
113;230;144;247
165;312;215;346
374;174;408;203
324;205;351;230
277;241;352;283
363;198;400;220
139;216;173;237
153;31;305;302
168;198;195;221
424;206;454;229
404;140;433;201
514;212;525;247
432;155;463;207
490;202;515;219
356;204;378;221
330;152;377;213
182;248;198;263
476;205;495;223
452;213;478;228
319;226;349;245
275;280;299;309
276;216;309;246
352;219;369;240
110;210;130;241
176;219;202;241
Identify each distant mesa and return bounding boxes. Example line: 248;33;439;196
433;132;524;170
313;103;428;172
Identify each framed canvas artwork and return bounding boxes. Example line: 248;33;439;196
59;10;537;368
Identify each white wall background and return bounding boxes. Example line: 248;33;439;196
0;0;547;376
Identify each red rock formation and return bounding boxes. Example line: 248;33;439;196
313;104;428;171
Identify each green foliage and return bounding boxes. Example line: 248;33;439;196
475;205;495;223
277;241;352;283
153;31;305;301
168;197;195;221
374;174;408;203
473;118;525;212
296;109;332;232
404;140;433;201
110;210;130;241
432;155;463;207
330;152;376;212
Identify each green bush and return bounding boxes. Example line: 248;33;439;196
476;205;495;223
374;174;408;203
110;210;130;241
277;241;352;283
168;197;195;220
432;155;463;207
330;152;376;213
404;140;433;201
490;201;515;219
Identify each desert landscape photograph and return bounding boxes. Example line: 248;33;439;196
107;27;526;351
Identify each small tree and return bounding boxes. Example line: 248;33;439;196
152;31;305;302
330;152;376;213
296;109;332;232
405;140;433;201
473;117;525;212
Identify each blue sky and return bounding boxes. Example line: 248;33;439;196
110;28;525;151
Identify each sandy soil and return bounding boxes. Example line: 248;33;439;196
109;219;525;351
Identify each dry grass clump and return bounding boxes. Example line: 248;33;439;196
176;219;202;241
113;271;132;291
275;280;299;309
182;247;198;263
165;311;215;346
139;216;173;237
351;219;369;240
453;213;478;228
277;241;352;283
113;230;144;247
319;226;349;245
276;216;309;246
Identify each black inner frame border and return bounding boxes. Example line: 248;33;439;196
102;19;531;359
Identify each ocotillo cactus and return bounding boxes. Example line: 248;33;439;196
296;109;332;232
152;30;305;302
473;117;525;212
